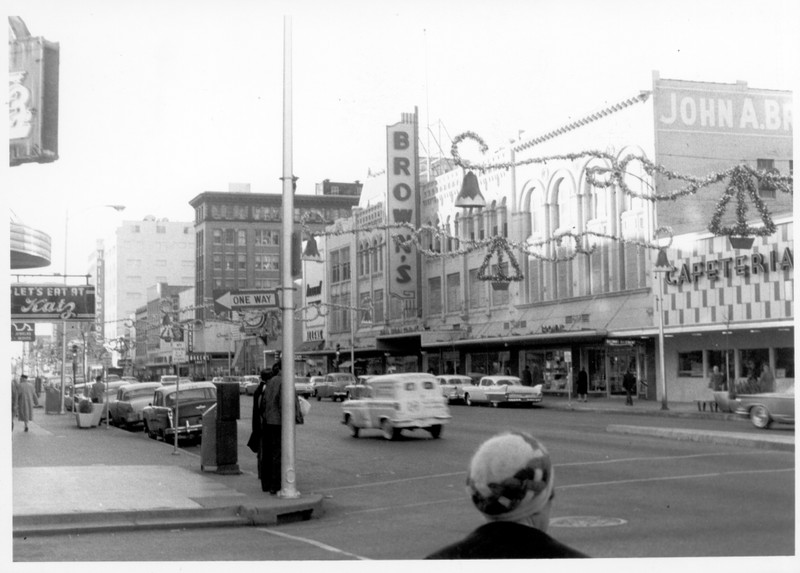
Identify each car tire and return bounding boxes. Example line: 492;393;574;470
347;417;359;438
750;405;772;429
464;393;472;407
317;394;322;401
144;422;157;440
429;424;442;439
381;419;398;441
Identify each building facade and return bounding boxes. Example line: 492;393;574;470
307;76;793;403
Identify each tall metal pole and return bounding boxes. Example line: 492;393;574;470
279;15;299;499
61;208;69;414
657;273;669;410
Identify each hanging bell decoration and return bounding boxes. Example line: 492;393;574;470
454;170;486;209
301;234;323;262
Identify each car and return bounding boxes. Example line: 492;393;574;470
308;376;325;397
142;381;217;443
159;375;192;386
120;376;140;384
315;372;357;401
245;377;261;395
294;376;313;398
465;376;543;407
240;375;259;394
435;375;473;404
341;373;451;440
343;376;373;400
734;388;795;429
108;382;163;430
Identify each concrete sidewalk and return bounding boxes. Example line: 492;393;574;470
12;408;323;537
12;396;793;537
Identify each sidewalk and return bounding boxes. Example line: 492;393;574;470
12;396;793;537
11;409;323;538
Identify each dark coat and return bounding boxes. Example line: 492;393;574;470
426;521;588;559
623;371;636;392
577;370;589;394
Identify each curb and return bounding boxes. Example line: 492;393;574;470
606;425;795;452
13;495;325;537
543;402;745;422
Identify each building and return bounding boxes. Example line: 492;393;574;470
188;183;361;377
95;216;195;354
306;75;793;404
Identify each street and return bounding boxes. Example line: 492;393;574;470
13;397;795;561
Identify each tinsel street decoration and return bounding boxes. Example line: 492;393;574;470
476;235;524;289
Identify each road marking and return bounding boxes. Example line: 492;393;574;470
317;451;784;493
256;527;371;560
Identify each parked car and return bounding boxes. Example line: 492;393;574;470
465;376;543;407
159;375;191;387
316;372;357;401
734;388;795;429
341;373;451;440
343;376;373;400
120;376;139;384
294;376;313;398
142;381;217;443
108;382;163;430
435;375;473;404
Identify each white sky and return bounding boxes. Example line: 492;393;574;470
4;0;798;348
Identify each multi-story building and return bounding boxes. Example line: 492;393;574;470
92;216;195;350
308;75;793;404
188;183;361;377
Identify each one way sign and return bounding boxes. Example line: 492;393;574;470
214;289;279;314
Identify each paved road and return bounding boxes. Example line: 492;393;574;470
13;398;794;562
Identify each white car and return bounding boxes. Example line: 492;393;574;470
341;373;451;440
465;375;543;407
435;375;473;404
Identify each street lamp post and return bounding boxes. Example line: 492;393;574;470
653;249;672;411
60;203;125;414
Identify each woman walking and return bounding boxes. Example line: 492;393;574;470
16;374;39;432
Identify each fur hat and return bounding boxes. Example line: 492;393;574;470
466;431;554;522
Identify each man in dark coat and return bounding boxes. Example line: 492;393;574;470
521;365;533;387
427;431;587;559
248;360;283;494
623;368;636;406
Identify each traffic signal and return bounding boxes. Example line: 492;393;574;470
71;345;78;358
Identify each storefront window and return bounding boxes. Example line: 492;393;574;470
707;350;735;384
677;351;703;377
467;351;510;377
775;347;794;378
739;348;769;380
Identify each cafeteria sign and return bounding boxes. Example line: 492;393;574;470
11;284;95;321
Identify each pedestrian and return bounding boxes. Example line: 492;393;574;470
248;360;284;494
577;369;588;402
16;374;39;432
90;374;105;403
622;368;636;406
12;377;19;430
708;366;726;392
758;364;775;393
521;365;533;387
426;431;588;559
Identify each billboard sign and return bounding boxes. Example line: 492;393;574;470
11;284;95;321
9;27;60;166
11;322;35;342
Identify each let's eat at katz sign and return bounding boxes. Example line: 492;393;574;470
11;284;96;322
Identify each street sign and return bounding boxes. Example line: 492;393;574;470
214;289;279;314
171;341;187;364
11;322;35;341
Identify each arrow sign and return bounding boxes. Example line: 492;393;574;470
214;289;279;313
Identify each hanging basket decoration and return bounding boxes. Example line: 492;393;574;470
477;236;524;289
707;165;784;245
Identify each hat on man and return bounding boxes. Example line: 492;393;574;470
466;431;554;522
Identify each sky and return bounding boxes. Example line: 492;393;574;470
4;0;798;346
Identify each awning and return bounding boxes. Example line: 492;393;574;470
297;340;325;353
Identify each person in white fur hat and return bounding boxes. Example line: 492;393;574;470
427;431;587;559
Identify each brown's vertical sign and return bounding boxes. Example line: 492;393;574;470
385;111;420;321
